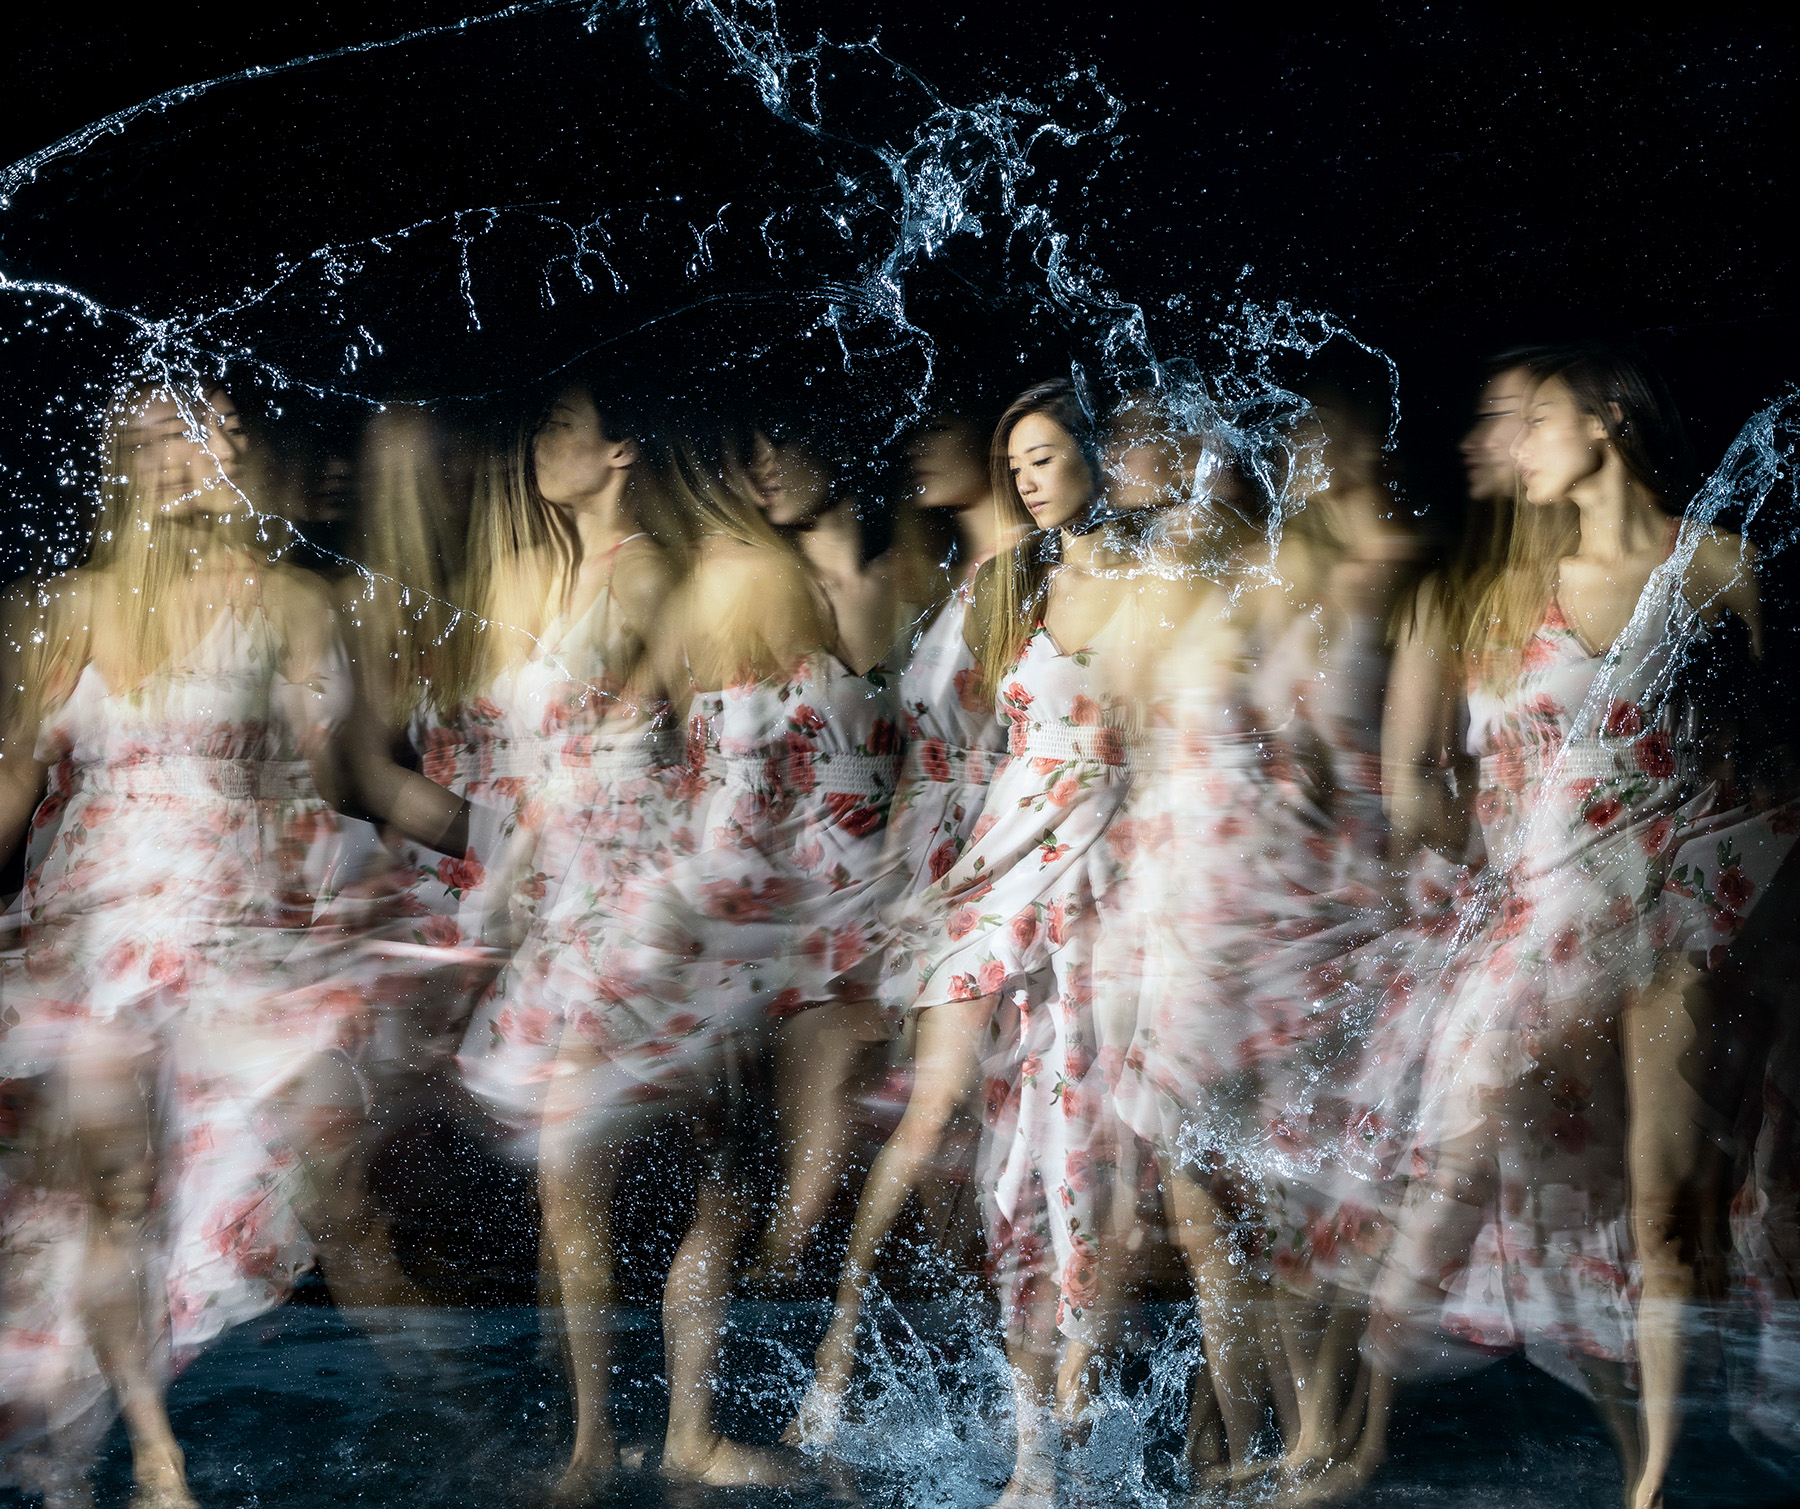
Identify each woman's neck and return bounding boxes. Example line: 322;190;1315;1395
1059;522;1119;575
796;498;865;582
1567;459;1666;565
564;473;637;562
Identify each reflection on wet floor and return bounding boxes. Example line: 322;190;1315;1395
18;1297;1789;1509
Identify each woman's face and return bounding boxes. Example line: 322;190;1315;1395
127;388;249;519
1511;376;1608;505
1006;412;1095;530
741;428;833;526
533;388;630;507
908;416;988;509
1460;368;1531;503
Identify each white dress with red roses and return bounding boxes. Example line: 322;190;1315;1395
370;582;634;1099
1097;596;1394;1274
1370;547;1797;1389
511;651;905;1139
0;600;373;1483
881;585;1010;909
884;595;1136;1344
676;652;903;1020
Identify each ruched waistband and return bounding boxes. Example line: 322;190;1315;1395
900;738;1006;787
1139;725;1272;771
1010;720;1134;767
554;729;682;777
716;749;900;796
76;757;317;801
1478;734;1697;789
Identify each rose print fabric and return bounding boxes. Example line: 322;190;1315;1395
1371;554;1798;1386
510;650;906;1141
1098;595;1399;1290
453;569;667;1124
0;600;377;1473
886;598;1136;1345
880;587;1010;915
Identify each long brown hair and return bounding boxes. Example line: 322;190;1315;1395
969;378;1102;696
1466;344;1692;688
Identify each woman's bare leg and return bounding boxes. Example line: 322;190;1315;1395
1162;1167;1271;1472
757;1002;881;1283
1624;954;1715;1509
662;1154;798;1486
69;1045;194;1509
995;1286;1063;1509
1277;1288;1367;1474
538;1099;625;1505
785;993;994;1441
1286;1361;1395;1507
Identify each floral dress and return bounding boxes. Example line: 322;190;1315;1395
1097;592;1395;1276
884;597;1136;1344
881;583;1011;908
0;601;371;1488
453;568;663;1126
365;577;631;1088
1371;552;1797;1389
519;651;905;1139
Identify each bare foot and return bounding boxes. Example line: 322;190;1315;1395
1281;1447;1382;1507
991;1456;1057;1509
547;1445;617;1507
129;1446;197;1509
1184;1392;1223;1477
782;1316;855;1448
782;1378;847;1450
661;1437;803;1488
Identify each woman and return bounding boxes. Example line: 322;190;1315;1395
1095;390;1392;1481
795;378;1140;1505
1306;347;1796;1508
0;382;467;1508
1265;354;1548;1484
727;403;914;1288
525;422;843;1496
854;402;1032;1253
452;380;680;1131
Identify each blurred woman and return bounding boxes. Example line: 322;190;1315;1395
525;423;841;1496
452;381;680;1130
727;404;913;1288
0;382;466;1508
1309;347;1797;1508
796;378;1140;1505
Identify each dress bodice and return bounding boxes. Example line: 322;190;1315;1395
690;651;902;800
1464;574;1694;878
899;589;1009;759
36;606;348;782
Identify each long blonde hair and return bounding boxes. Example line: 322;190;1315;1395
349;405;467;721
970;379;1103;696
79;383;262;691
425;392;693;711
664;436;833;684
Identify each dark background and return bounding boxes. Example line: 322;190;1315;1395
2;2;1797;576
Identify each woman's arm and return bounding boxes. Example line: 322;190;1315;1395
1381;579;1469;861
277;570;469;856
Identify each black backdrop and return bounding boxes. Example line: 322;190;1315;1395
2;3;1797;577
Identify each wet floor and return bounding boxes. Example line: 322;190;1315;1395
10;1295;1793;1509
